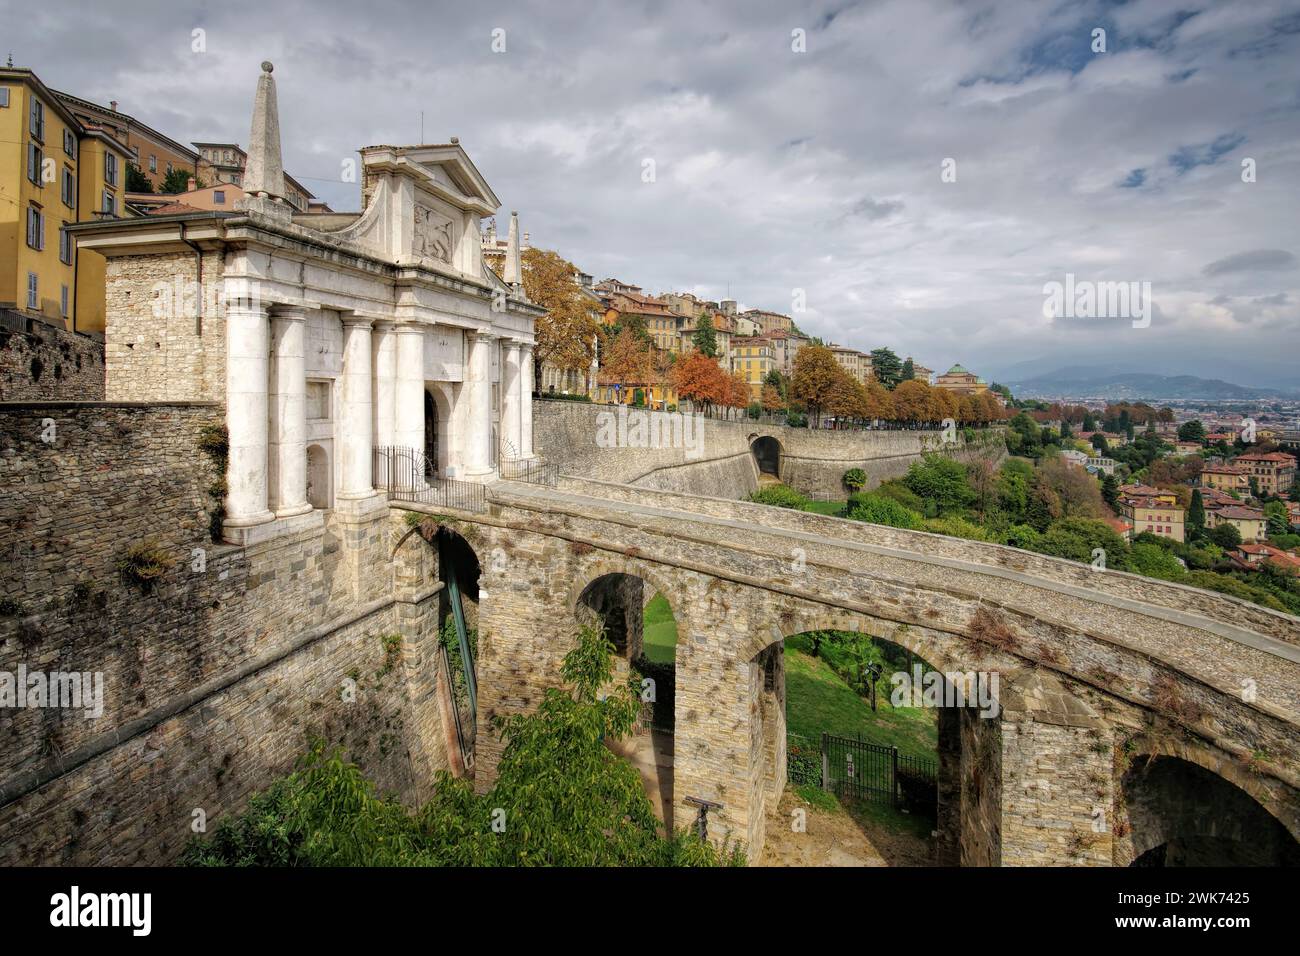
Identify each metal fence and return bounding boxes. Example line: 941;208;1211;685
499;458;558;486
789;731;937;814
373;446;487;513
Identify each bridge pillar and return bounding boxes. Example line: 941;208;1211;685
997;670;1112;866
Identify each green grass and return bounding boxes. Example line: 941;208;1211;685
642;593;678;664
784;637;937;762
803;499;847;517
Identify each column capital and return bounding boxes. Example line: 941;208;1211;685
270;302;311;322
472;328;498;342
341;311;380;329
503;338;523;355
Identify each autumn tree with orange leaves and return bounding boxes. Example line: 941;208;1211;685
671;350;729;414
514;247;602;385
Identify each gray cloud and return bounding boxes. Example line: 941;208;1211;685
1202;249;1297;275
6;0;1298;386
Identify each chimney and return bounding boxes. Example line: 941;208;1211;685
110;100;118;112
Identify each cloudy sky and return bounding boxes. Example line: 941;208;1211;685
10;0;1300;388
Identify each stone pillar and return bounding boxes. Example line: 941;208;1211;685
372;320;397;489
520;342;535;458
338;314;377;502
269;304;312;517
223;298;274;536
394;322;426;459
501;340;522;461
464;330;495;478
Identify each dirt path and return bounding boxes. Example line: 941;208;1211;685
758;790;934;867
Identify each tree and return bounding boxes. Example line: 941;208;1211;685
1208;522;1242;550
1177;420;1207;444
182;625;740;866
1101;473;1120;510
900;357;915;382
1264;500;1290;537
126;163;153;193
869;348;903;390
791;345;841;426
1188;489;1206;533
599;328;655;393
671;350;729;415
158;168;193;194
518;248;602;386
864;381;895;421
763;368;788;403
891;379;936;425
903;453;975;515
692;313;718;358
760;383;784;413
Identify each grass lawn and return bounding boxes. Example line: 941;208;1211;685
803;499;847;517
642;593;677;664
783;635;937;762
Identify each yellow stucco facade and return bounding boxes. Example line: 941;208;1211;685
1;68;129;334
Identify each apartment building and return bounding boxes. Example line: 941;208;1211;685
54;89;198;192
1235;451;1297;496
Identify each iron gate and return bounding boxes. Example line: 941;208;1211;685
813;732;938;813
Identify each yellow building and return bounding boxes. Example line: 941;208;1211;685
934;363;990;395
1207;505;1268;544
1199;462;1251;494
1119;495;1185;543
56;90;199;193
733;340;774;400
1;67;131;333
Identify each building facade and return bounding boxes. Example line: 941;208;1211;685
54;89;198;192
934;363;989;395
1;66;131;334
70;63;543;546
1235;451;1297;496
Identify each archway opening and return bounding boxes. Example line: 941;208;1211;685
575;574;678;830
437;527;481;771
1121;755;1300;866
306;443;331;509
750;435;781;479
759;629;992;866
423;389;439;479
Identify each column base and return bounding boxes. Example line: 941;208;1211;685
274;501;315;519
223;508;322;547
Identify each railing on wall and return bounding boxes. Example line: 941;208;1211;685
373;446;487;513
499;458;558;486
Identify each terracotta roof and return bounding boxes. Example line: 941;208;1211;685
1235;452;1297;463
148;201;204;215
1215;506;1265;520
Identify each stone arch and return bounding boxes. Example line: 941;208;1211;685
1118;752;1300;866
1116;734;1300;865
571;560;682;830
749;433;782;478
426;383;454;475
306;443;331;509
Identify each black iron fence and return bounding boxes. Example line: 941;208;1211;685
789;732;937;814
499;458;558;486
373;446;487;513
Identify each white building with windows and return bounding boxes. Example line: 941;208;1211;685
71;62;544;546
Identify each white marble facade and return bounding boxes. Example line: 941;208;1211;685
79;63;544;546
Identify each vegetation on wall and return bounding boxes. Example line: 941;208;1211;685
182;624;743;867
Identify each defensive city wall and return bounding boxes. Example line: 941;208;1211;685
531;397;1007;499
0;402;448;864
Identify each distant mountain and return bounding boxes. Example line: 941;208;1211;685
1006;369;1296;401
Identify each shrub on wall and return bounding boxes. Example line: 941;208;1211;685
842;468;866;492
117;539;174;593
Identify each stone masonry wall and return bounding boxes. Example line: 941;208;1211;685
104;251;227;403
0;403;446;864
533;397;1006;500
0;321;105;402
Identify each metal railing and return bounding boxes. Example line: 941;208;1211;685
499;458;558;486
373;446;487;513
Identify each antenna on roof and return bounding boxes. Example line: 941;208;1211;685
6;53;12;68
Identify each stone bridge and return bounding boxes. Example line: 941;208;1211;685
411;475;1300;866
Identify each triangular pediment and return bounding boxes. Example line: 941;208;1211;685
360;144;500;216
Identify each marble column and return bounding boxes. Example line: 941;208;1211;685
464;329;495;477
394;323;426;455
520;342;535;458
224;298;274;533
501;340;522;460
372;320;397;489
269;305;312;517
338;314;376;500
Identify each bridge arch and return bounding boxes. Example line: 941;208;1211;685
572;563;680;830
1115;735;1300;865
749;433;782;479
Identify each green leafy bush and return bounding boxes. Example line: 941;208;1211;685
842;468;866;492
846;493;923;530
748;484;810;510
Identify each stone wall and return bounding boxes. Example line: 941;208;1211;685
103;251;227;403
0;320;105;402
0;403;448;864
532;397;1006;500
